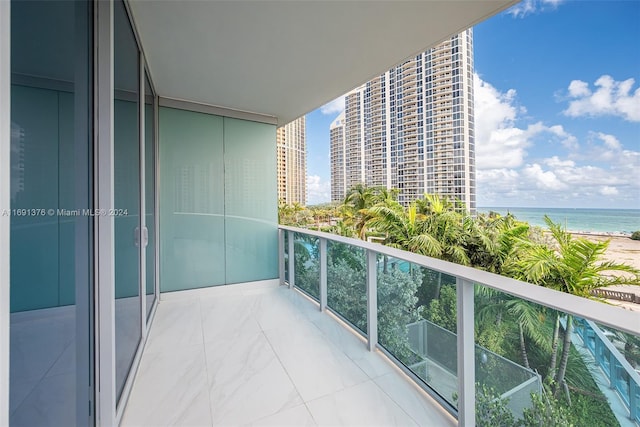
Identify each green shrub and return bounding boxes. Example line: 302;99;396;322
631;231;640;240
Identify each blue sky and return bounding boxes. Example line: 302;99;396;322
305;0;640;209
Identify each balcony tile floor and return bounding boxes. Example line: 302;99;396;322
121;280;455;427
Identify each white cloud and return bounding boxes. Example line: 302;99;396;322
523;164;568;190
474;74;578;170
580;131;638;165
475;76;640;208
307;175;331;205
546;124;578;150
599;186;619;196
544;156;574;168
476;169;522;204
595;132;622;150
320;96;345;115
563;75;640;122
507;0;562;18
474;74;528;169
568;80;590;97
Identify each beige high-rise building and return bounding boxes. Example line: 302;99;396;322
330;30;476;213
329;112;346;202
277;116;307;205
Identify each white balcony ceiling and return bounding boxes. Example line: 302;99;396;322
128;0;516;125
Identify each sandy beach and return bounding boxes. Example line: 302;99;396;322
572;233;640;270
572;232;640;311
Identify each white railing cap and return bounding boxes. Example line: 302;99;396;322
280;225;640;336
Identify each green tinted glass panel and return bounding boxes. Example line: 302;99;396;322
223;117;278;284
294;233;319;300
327;241;366;333
159;107;225;291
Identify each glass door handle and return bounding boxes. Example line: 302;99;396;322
134;226;149;247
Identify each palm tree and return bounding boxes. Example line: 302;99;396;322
278;200;309;226
365;193;470;299
508;216;640;397
475;286;550;369
417;194;470;266
466;213;530;274
344;183;374;212
363;201;432;253
343;184;378;239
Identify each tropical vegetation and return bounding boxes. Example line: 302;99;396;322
279;186;640;426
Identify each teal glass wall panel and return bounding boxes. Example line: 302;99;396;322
224;117;278;284
159;107;225;291
10;85;60;312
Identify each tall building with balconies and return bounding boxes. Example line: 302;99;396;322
332;30;476;212
343;86;366;195
277;116;307;205
330;111;346;202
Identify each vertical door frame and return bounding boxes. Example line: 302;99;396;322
138;51;147;343
95;0;117;425
113;2;160;422
75;1;96;424
114;43;143;425
0;1;11;424
153;86;160;306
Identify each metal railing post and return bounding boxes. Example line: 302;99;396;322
366;249;378;352
319;238;327;311
457;278;475;427
609;348;616;389
278;228;285;286
595;338;602;369
287;230;295;289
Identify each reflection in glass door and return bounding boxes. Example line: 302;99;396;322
114;0;142;405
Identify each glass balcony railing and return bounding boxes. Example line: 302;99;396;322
326;241;368;334
293;232;320;299
279;225;640;426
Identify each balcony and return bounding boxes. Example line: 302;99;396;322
112;225;639;426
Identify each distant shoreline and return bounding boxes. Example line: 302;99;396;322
568;230;632;238
478;206;639;236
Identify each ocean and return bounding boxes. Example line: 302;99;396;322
477;207;640;235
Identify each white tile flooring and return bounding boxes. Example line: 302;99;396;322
121;280;456;427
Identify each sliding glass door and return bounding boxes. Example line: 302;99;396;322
113;0;142;405
9;1;159;424
112;0;159;411
9;1;94;425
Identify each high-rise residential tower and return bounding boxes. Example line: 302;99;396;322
329;111;346;202
277;116;307;205
330;30;476;213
